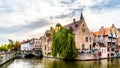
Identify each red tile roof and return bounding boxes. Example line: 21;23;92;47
93;28;110;36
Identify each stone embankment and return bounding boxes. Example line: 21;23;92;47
0;52;16;66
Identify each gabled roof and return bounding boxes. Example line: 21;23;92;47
45;30;51;37
20;40;31;44
64;12;85;32
93;28;110;36
98;43;106;47
93;43;106;47
118;28;120;32
93;27;117;36
64;20;82;32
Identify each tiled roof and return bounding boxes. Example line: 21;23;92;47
93;43;106;47
93;28;112;36
93;31;99;36
64;20;82;32
64;12;84;32
20;40;31;44
98;43;106;47
118;28;120;32
45;30;51;37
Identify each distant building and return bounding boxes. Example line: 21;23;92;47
29;38;42;51
21;40;30;51
41;30;52;56
93;24;118;57
21;38;42;51
64;12;94;50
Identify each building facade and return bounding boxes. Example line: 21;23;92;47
93;24;118;57
65;12;94;50
117;28;120;51
29;38;42;51
41;30;52;56
21;40;30;51
93;42;107;58
21;38;42;51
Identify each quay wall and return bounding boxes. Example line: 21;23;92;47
0;52;16;66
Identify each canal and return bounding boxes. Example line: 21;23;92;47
0;57;120;68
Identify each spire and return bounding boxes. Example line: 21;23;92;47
80;11;83;20
80;8;84;20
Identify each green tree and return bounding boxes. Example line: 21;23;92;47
0;44;9;52
8;39;14;49
13;41;20;51
51;23;77;60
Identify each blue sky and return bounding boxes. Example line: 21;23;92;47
0;0;120;45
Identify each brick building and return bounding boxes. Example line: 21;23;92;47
65;12;94;50
93;24;118;57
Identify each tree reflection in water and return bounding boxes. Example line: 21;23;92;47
0;58;120;68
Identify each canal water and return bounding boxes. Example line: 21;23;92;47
0;57;120;68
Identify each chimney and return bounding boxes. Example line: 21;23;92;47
73;19;76;24
112;24;114;28
101;26;104;29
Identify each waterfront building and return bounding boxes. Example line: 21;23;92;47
41;30;52;56
21;38;42;51
116;28;120;51
29;38;42;51
64;12;94;50
93;24;118;57
93;42;107;58
21;40;30;51
41;12;94;56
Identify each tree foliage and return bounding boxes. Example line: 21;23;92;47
0;39;20;52
51;23;77;60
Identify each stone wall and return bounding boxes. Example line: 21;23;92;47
0;52;16;66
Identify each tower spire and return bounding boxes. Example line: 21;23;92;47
80;11;83;20
80;7;84;20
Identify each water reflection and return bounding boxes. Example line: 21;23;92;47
0;57;120;68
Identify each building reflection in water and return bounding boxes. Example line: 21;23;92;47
0;58;120;68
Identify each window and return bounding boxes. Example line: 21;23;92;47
102;49;104;52
90;37;91;42
112;48;114;51
104;49;106;53
108;48;109;51
85;37;88;42
45;46;46;50
90;44;92;50
82;44;84;50
82;29;85;32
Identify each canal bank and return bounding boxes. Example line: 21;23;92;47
0;52;16;66
44;53;119;61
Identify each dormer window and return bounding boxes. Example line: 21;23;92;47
75;24;78;27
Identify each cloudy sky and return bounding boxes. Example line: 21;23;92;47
0;0;120;45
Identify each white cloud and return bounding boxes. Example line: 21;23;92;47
0;0;120;44
78;0;109;7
